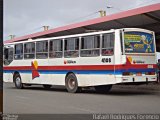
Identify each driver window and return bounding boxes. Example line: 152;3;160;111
4;47;13;65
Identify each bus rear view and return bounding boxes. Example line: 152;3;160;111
117;28;157;84
3;28;157;93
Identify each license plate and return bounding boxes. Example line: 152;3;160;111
136;72;142;76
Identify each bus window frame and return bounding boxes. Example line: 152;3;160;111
64;37;79;58
121;30;125;55
24;42;35;59
36;41;49;59
14;43;23;60
49;39;63;58
80;34;100;57
101;32;115;56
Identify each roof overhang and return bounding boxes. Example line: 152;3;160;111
5;3;160;51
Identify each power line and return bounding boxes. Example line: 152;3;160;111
65;11;99;25
4;26;43;40
11;11;100;36
15;26;43;37
134;0;157;8
106;0;158;14
121;0;157;11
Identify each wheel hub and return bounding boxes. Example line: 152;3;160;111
15;77;21;87
68;79;76;89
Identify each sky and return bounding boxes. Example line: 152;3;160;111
4;0;160;41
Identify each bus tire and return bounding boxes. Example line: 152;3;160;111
94;85;112;93
65;73;81;93
14;74;24;89
43;85;52;89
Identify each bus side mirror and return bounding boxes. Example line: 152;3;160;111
121;55;126;64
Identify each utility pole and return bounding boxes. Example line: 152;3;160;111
9;35;16;39
99;10;106;17
43;26;49;31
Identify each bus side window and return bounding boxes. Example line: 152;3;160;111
4;49;8;60
102;33;114;56
36;41;48;59
81;35;100;57
49;39;63;58
64;37;79;58
4;47;13;65
14;43;23;60
24;42;35;59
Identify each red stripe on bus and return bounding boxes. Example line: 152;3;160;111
4;66;32;70
3;64;157;71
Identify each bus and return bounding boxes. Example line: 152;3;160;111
3;28;157;93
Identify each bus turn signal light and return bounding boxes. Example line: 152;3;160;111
145;72;155;75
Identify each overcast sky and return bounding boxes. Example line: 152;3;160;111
4;0;160;41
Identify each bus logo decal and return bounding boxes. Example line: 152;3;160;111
64;60;76;64
31;60;40;79
126;57;132;65
127;57;132;63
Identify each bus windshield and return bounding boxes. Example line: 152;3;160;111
124;31;155;53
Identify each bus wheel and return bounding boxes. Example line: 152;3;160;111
43;85;52;89
94;85;112;93
65;73;81;93
14;74;24;89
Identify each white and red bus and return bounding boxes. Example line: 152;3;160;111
3;28;157;93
